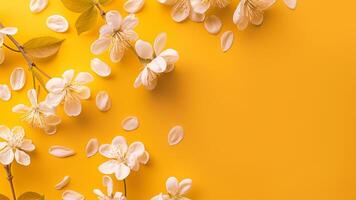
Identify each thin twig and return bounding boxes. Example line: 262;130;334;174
123;179;127;197
3;43;20;52
4;165;16;200
94;3;106;18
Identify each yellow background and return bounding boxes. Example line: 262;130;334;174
0;0;356;199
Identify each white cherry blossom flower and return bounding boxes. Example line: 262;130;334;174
98;136;149;180
191;0;230;14
233;0;276;31
93;175;127;200
0;27;18;64
151;177;192;200
0;125;35;166
91;10;138;63
12;89;61;134
157;0;205;23
134;33;179;90
45;69;93;117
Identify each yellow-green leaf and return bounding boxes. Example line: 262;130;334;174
0;194;9;200
75;6;98;35
23;37;64;59
18;192;44;200
61;0;94;13
99;0;112;5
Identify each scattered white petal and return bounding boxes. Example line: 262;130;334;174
0;84;11;101
190;12;205;23
154;32;167;56
90;58;111;77
49;146;75;158
204;15;222;35
62;190;84;200
220;31;234;52
168;125;184;146
86;138;99;158
284;0;297;10
30;0;48;13
95;91;111;112
124;0;145;13
46;15;69;33
10;67;26;91
122;116;139;131
55;176;70;190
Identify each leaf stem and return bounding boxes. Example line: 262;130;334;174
4;164;16;200
123;179;127;197
3;43;20;52
94;3;106;18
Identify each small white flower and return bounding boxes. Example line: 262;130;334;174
98;136;149;180
93;175;127;200
233;0;276;31
0;27;18;64
45;69;94;117
0;125;35;166
157;0;205;23
191;0;230;14
151;177;192;200
134;33;179;90
91;10;139;63
12;89;61;134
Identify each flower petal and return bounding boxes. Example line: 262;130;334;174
0;148;14;165
62;190;84;200
99;144;116;158
93;189;105;197
284;0;297;9
74;85;91;100
91;37;111;55
133;71;142;88
29;0;48;13
106;10;122;30
204;15;222;34
20;139;35;152
27;89;38;106
74;72;94;84
86;138;99;158
96;91;111;112
62;69;75;83
191;0;210;14
147;57;167;73
98;159;119;174
124;0;145;14
55;175;70;190
190;11;205;23
46;14;69;33
168;125;184;146
138;150;150;164
64;96;82;117
112;136;128;153
115;163;131;180
250;10;264;26
15;149;30;166
0;84;11;101
46;77;66;92
12;126;25;138
109;41;125;63
159;49;179;65
154;32;167;56
90;58;111;77
12;104;31;113
121;116;139;131
127;141;145;158
103;175;113;197
45;92;64;106
220;31;234;52
121;14;139;30
157;0;175;5
10;67;26;91
171;0;190;22
0;48;5;64
0;125;11;140
49;145;75;158
178;178;192;195
135;39;153;59
166;177;179;196
0;27;18;35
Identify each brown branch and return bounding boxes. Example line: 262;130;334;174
4;165;16;200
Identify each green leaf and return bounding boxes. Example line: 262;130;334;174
61;0;94;13
98;0;112;5
23;37;65;59
18;192;44;200
0;194;9;200
75;6;98;35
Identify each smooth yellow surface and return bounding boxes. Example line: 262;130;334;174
0;0;356;199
